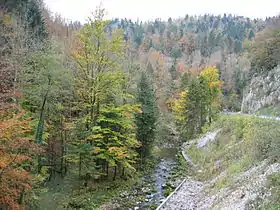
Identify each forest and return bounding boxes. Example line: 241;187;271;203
1;0;280;209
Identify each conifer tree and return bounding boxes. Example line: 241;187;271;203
135;72;158;161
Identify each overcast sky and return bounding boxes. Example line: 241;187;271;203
44;0;280;22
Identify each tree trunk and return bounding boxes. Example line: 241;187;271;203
19;188;25;205
106;162;109;178
36;77;51;174
113;166;117;181
79;153;82;180
122;167;125;178
64;130;67;176
60;116;64;178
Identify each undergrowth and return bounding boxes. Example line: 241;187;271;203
39;157;159;209
257;105;280;117
186;114;280;199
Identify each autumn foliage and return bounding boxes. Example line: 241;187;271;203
0;11;40;209
0;105;41;209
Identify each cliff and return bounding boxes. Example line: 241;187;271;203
241;67;280;114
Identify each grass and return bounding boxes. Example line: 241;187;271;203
227;157;250;175
257;105;280;117
39;174;140;209
185;114;280;196
214;175;228;190
39;157;159;209
262;172;280;209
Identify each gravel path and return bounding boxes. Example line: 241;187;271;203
161;177;203;210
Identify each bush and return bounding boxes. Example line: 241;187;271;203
265;173;280;208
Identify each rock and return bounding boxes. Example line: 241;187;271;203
147;194;155;199
197;130;220;148
242;66;280;113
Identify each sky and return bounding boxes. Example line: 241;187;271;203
44;0;280;23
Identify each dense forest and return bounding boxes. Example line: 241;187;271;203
1;0;280;209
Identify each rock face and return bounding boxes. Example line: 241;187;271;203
241;67;280;113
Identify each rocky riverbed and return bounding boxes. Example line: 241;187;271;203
135;148;178;209
104;148;180;210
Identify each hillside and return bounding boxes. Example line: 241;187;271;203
109;15;261;109
1;1;280;209
161;114;280;209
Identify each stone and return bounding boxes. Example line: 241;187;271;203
242;66;280;113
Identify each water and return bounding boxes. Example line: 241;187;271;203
137;148;178;209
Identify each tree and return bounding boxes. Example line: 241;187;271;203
169;62;177;80
71;7;141;182
71;104;141;182
250;23;280;74
22;44;73;174
72;7;124;122
2;0;47;43
0;107;40;209
171;46;182;60
0;8;45;208
199;66;223;123
248;30;255;40
135;72;158;161
174;66;222;140
174;78;207;140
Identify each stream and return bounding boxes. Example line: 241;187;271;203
135;148;178;209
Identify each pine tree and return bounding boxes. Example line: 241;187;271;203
248;30;255;40
135;72;158;161
3;0;47;40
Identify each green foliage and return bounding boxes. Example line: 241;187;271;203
171;46;182;59
163;185;173;197
250;24;280;75
73;7;125;119
70;7;142;183
265;172;280;207
221;92;241;111
4;2;280;209
3;0;47;40
248;30;255;40
73;105;141;176
257;105;280;117
22;44;73;114
187;114;280;184
135;72;158;159
174;67;222;140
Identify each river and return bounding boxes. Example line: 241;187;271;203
134;148;178;209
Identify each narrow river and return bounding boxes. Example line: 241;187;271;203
135;148;178;209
